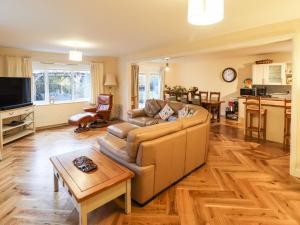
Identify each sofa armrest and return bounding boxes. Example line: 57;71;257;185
127;108;145;118
84;106;97;113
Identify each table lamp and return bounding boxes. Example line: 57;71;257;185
104;74;117;94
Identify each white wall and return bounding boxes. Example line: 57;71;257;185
35;102;89;128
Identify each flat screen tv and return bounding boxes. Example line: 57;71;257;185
0;77;32;111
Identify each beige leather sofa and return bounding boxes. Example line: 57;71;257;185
97;100;210;204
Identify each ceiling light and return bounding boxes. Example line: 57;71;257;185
188;0;224;25
69;50;83;61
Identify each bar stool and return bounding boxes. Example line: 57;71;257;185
245;96;267;141
209;92;221;122
283;99;291;150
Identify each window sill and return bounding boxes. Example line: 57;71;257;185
34;99;90;106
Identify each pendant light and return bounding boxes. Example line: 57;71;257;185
165;59;170;72
188;0;224;25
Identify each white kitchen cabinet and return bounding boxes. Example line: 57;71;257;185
252;63;287;85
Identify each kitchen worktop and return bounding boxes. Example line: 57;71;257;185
238;96;288;107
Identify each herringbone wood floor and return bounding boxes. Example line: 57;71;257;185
0;122;299;225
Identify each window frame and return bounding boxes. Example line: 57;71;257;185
32;64;91;105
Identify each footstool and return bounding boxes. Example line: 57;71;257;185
68;113;97;133
108;122;139;139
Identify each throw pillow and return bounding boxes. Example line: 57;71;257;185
168;115;178;122
159;104;174;120
187;109;195;117
178;106;189;118
144;99;161;117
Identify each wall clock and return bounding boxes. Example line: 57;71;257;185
222;67;237;82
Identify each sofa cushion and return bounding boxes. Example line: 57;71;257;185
98;133;134;163
168;101;185;114
128;117;155;127
159;104;174;120
144;99;161;117
126;121;182;160
108;122;139;139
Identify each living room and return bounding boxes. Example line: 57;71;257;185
1;0;300;224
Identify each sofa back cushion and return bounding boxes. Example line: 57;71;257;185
144;99;161;117
168;101;185;114
126;121;182;160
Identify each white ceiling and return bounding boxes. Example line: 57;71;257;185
0;0;300;57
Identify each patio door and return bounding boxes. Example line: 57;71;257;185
138;72;161;108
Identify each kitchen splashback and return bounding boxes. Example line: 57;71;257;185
253;85;291;94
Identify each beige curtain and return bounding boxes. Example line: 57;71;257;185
131;64;139;109
5;56;32;77
22;58;32;77
91;62;104;104
160;67;166;99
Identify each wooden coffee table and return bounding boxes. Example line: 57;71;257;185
50;149;134;225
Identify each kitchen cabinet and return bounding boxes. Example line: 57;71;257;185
252;63;287;85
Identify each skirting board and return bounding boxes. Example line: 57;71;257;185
36;123;69;131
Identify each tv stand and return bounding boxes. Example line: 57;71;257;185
0;105;35;160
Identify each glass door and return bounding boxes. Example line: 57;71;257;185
138;73;161;108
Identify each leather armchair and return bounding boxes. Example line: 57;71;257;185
84;94;113;121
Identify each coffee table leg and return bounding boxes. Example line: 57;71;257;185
79;204;88;225
53;170;58;192
125;180;131;214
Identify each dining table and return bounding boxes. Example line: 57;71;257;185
201;100;225;122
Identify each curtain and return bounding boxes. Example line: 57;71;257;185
131;64;139;109
5;56;32;78
90;62;104;104
160;67;166;99
22;58;33;77
5;56;32;77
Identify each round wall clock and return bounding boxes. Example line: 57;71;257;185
222;68;237;82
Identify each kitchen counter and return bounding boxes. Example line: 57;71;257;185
238;96;286;107
238;97;290;144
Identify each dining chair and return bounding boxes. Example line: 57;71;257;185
209;92;221;122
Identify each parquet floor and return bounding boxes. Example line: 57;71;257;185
0;122;300;225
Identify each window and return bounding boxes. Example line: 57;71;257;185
138;71;161;108
32;63;91;104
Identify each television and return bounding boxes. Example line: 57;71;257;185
0;77;32;111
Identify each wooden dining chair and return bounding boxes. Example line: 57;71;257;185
192;91;208;106
245;96;267;141
180;91;189;103
209;92;221;122
283;99;291;150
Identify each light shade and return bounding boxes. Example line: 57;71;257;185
188;0;224;25
104;74;117;87
69;50;83;61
